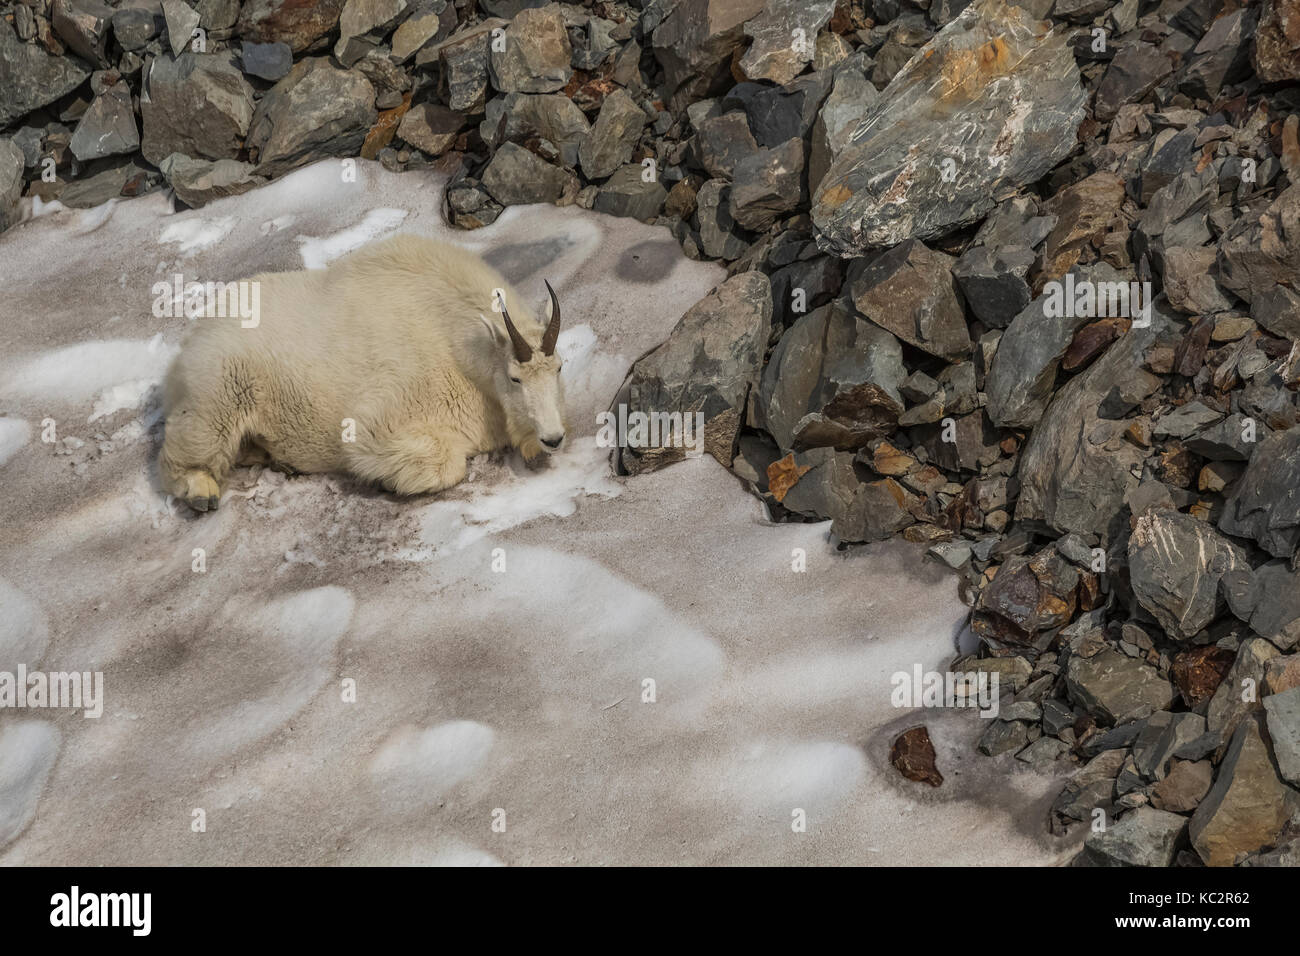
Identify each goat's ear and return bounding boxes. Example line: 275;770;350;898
479;313;505;347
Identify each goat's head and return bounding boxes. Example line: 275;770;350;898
482;281;567;451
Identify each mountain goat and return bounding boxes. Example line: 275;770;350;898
159;235;568;512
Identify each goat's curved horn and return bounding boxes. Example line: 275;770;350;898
500;300;533;363
541;280;561;355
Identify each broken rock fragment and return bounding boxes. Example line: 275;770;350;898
811;0;1086;255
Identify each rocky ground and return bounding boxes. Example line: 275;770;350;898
2;0;1300;867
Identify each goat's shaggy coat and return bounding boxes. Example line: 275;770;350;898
159;235;568;510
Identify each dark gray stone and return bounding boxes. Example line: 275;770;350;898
240;41;293;81
0;19;91;128
848;239;969;360
141;52;256;166
246;57;376;177
758;300;905;453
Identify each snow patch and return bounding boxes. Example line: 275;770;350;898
0;418;31;467
2;339;178;404
0;722;61;848
417;437;620;551
297;208;408;270
0;577;49;664
159;216;235;254
369;720;496;802
89;380;155;422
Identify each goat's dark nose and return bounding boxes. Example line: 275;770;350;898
541;435;565;449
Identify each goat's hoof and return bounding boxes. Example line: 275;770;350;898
174;470;221;513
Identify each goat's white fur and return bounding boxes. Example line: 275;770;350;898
159;234;567;510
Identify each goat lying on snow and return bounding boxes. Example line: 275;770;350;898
159;235;569;512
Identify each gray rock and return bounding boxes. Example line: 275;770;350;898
848;239;969;360
240;41;294;81
479;0;548;15
1189;716;1292;867
618;272;772;474
141;52;256;166
1179;6;1258;100
0;138;24;234
1185;413;1262;462
1240;562;1300;652
809;53;879;194
985;269;1111;429
489;4;572;94
571;16;619;71
69;82;140;162
335;0;411;66
481;93;589;169
758;300;905;453
1128;510;1249;641
1162;245;1235;315
978;720;1028;755
1152;400;1223;440
776;448;913;542
811;0;1086;255
1150;759;1213;812
738;0;835;85
1132;711;1206;781
1218;186;1300;306
695;179;748;260
1066;648;1174;726
59;155;151;207
1207;638;1280;745
246;57;376;177
193;0;242;30
445;179;503;229
1042;698;1076;736
722;75;828;148
52;0;115;68
651;0;767;111
1015;312;1165;541
728;138;804;232
579;89;647;181
1263;686;1300;787
391;1;455;62
158;152;264;207
397;103;462;157
1080;807;1187;867
951;245;1034;329
420;18;506;113
593;165;667;221
161;0;202;57
0;19;92;129
1093;42;1172;122
693;112;758;181
1219;426;1300;560
112;3;164;52
1054;748;1123;817
481;142;572;206
236;0;347;54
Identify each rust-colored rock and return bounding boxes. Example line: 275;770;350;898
767;453;811;502
1172;645;1236;706
891;726;944;787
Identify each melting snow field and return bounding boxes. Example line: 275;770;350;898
0;160;1076;865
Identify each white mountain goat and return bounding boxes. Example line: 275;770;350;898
159;235;568;511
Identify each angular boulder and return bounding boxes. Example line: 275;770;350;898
811;0;1086;255
618;273;773;474
758;300;905;453
246;57;376;177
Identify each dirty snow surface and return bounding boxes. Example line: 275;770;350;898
0;161;1074;865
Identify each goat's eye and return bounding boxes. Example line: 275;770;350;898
509;376;522;384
